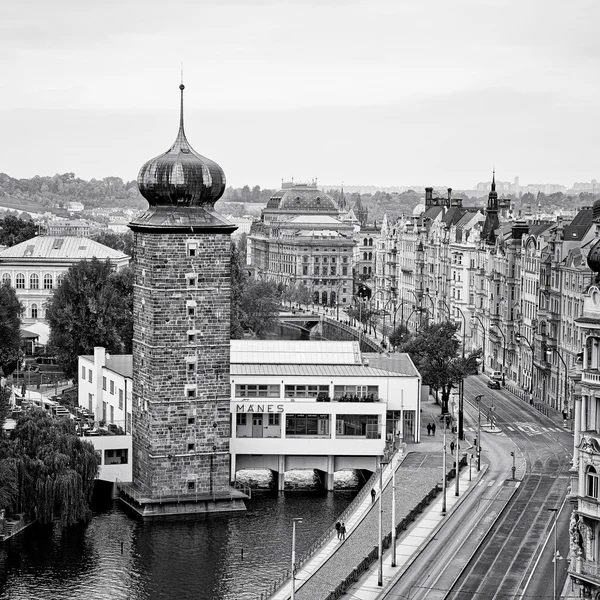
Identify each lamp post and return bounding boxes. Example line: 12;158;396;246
471;314;486;374
442;417;447;515
475;394;483;471
423;292;435;323
548;347;569;424
491;322;506;384
391;456;397;567
378;460;388;586
454;421;460;497
291;517;303;600
548;507;560;600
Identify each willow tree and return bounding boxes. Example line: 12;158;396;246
7;409;99;525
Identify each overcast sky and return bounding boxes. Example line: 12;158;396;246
1;0;599;189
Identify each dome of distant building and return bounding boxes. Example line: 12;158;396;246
272;182;338;213
137;84;225;208
412;202;426;216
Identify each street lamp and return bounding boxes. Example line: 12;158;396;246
491;322;506;385
442;417;448;515
475;394;483;471
548;507;562;600
291;517;303;600
470;314;486;374
390;456;397;567
547;347;569;424
378;460;388;586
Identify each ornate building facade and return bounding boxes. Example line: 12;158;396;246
248;181;356;308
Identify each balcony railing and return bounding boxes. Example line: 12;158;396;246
582;370;600;385
579;498;600;519
570;557;600;586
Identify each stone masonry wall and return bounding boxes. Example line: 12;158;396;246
131;230;232;498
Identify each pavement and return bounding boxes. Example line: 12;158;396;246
267;382;573;600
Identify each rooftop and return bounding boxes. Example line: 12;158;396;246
0;236;129;261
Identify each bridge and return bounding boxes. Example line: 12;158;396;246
278;311;382;353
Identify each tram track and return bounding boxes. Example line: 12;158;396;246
441;379;572;600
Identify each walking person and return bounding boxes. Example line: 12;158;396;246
431;422;436;435
335;521;341;539
371;488;376;503
450;440;455;454
340;522;346;541
427;422;432;436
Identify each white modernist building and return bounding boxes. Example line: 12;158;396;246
78;341;421;489
229;340;421;490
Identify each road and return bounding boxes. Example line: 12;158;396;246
381;376;573;600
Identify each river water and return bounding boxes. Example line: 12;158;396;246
0;324;361;600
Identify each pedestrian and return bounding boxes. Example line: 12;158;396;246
431;422;436;436
335;521;341;539
427;422;432;436
371;488;376;503
340;522;346;541
450;440;455;453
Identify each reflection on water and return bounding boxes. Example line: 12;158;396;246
0;472;360;600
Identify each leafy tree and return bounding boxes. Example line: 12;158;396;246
0;282;23;377
0;385;10;432
388;323;410;350
230;236;248;339
401;321;465;413
0;409;99;524
0;216;41;247
240;280;281;338
46;259;133;378
91;230;133;257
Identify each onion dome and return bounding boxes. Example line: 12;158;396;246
593;197;600;221
137;84;225;208
588;238;600;274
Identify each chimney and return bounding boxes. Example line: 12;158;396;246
511;220;529;241
425;187;433;206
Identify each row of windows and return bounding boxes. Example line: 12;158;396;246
2;273;59;289
235;384;380;398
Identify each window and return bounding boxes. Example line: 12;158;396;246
187;274;197;287
16;273;25;289
43;274;53;289
29;274;39;289
81;366;86;379
188;481;196;491
118;389;124;410
286;414;330;436
235;384;280;398
187;361;196;373
187;241;197;257
110;381;115;395
88;369;92;383
336;414;380;438
188;332;196;343
284;384;329;398
104;449;128;465
187;443;195;452
30;303;38;319
268;414;280;426
186;300;197;317
236;413;247;425
1;273;11;286
188;417;196;425
186;388;196;398
587;466;599;499
102;376;106;391
333;385;379;401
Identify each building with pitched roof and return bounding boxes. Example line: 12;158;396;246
0;236;130;324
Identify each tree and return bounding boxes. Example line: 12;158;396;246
91;230;133;257
401;322;466;413
388;323;410;350
0;282;23;377
230;236;248;339
46;259;133;378
0;409;99;524
239;280;281;338
0;215;41;247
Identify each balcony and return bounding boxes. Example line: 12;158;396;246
570;557;600;588
582;370;600;386
579;497;600;520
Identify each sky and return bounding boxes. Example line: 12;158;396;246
1;0;599;190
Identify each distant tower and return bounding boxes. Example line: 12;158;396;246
480;170;500;245
354;194;368;228
126;83;245;516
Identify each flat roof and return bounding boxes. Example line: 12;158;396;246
231;340;361;365
231;364;410;378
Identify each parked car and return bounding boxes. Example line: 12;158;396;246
490;370;503;381
487;378;501;389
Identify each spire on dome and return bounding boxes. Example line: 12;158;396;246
492;168;496;192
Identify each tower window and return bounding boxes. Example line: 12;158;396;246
187;241;198;257
187;332;196;343
185;385;197;398
187;443;195;452
186;299;197;317
187;480;196;490
188;417;196;425
187;275;197;287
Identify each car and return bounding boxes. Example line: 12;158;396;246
487;378;501;389
490;370;503;381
